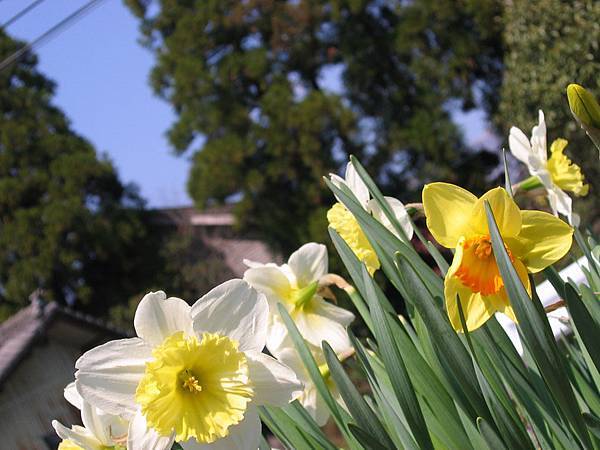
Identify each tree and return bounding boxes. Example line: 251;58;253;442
0;30;153;320
496;0;600;221
125;0;504;254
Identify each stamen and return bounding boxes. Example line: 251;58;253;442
181;370;203;393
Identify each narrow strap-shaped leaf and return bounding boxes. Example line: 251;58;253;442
394;253;491;422
485;201;591;448
477;417;508;450
277;304;362;449
348;424;392;450
564;282;600;379
361;265;435;450
456;296;533;450
323;341;396;449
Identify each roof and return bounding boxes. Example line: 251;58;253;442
204;237;280;277
150;205;236;227
0;301;126;387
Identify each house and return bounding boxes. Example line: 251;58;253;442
0;206;277;449
0;299;126;450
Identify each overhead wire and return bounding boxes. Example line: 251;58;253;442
0;0;108;73
1;0;48;29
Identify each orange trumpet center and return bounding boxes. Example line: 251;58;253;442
455;235;513;296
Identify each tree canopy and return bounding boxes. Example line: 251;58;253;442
126;0;504;253
496;0;600;221
0;30;153;319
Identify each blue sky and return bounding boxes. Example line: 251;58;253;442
1;0;192;207
1;0;493;207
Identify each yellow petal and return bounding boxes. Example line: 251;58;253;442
511;210;573;273
445;238;496;332
327;203;380;274
422;183;477;248
470;187;521;238
547;138;589;196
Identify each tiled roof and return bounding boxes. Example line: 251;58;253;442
0;301;125;387
205;237;281;277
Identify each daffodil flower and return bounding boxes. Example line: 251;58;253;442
423;183;573;332
509;110;589;224
53;382;129;450
243;243;355;355
327;161;413;274
75;281;303;450
275;343;345;426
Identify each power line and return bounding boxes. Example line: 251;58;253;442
0;0;107;73
1;0;48;29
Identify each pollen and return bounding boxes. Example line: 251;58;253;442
135;331;254;443
455;235;513;296
180;370;203;393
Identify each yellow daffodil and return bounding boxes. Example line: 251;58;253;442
243;243;355;355
509;110;588;224
75;282;302;450
328;161;413;274
423;183;573;332
53;382;128;450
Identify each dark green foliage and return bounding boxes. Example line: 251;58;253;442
125;0;504;253
0;31;152;319
497;0;600;220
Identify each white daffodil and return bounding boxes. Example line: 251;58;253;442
75;281;303;450
243;242;355;355
509;110;589;225
327;161;414;274
53;382;129;450
275;343;346;426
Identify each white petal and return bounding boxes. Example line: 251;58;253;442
531;110;547;163
180;406;261;450
295;298;354;353
81;401;129;447
288;243;328;286
508;126;534;166
52;421;104;450
246;351;303;406
75;338;151;417
243;266;292;304
265;314;289;356
64;381;83;410
134;291;193;346
243;259;264;269
191;279;269;352
344;161;370;208
127;410;175;450
368;197;414;241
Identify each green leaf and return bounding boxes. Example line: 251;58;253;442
455;296;532;450
485;201;591;448
583;413;600;440
348;423;391;450
394;253;491;423
360;265;434;450
323;341;396;449
564;283;600;377
277;303;361;449
477;417;508;450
